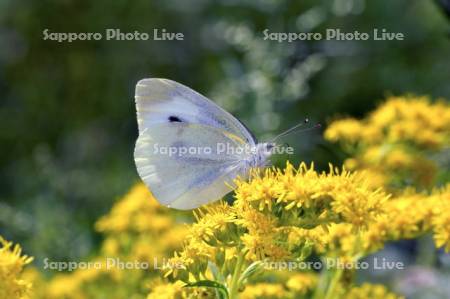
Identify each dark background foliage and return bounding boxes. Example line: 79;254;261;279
1;0;449;265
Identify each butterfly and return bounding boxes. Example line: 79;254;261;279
133;78;277;210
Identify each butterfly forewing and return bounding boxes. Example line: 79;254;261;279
135;78;256;146
134;78;258;209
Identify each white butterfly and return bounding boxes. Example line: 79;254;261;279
134;78;274;210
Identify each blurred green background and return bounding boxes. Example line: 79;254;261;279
0;0;449;271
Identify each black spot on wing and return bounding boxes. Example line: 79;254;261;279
168;116;182;122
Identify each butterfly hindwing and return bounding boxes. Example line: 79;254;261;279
134;123;250;209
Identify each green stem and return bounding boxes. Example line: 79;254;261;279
312;259;330;299
416;233;436;267
323;268;344;299
323;230;363;299
229;251;246;299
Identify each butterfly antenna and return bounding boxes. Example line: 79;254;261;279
269;118;321;143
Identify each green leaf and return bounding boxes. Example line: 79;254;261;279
238;261;265;285
208;261;226;283
184;280;229;299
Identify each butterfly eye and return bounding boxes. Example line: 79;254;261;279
168;116;182;122
266;144;274;150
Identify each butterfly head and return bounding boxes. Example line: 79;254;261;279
247;142;275;168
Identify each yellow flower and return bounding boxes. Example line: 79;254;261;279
324;118;366;143
318;223;357;259
286;272;318;295
235;206;289;261
345;283;404;299
190;202;237;245
433;212;450;252
0;237;33;299
235;162;389;230
96;182;189;259
147;280;213;299
147;280;185;299
235;168;283;212
46;274;86;298
288;226;326;254
325;95;450;189
343;158;359;170
166;162;391;295
36;183;191;299
165;240;214;280
240;230;290;262
240;283;288;299
383;148;413;168
359;169;388;189
95;184;177;234
431;184;450;252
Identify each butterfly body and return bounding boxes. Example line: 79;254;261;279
134;78;272;210
242;142;273;169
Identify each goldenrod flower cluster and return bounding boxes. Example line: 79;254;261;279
2;95;449;299
95;184;190;261
27;184;191;299
147;280;213;299
240;283;288;299
158;163;394;298
325;95;450;189
151;95;449;298
344;283;404;299
430;185;450;252
154;170;448;299
309;184;450;259
0;237;33;299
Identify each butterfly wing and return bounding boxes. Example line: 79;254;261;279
135;78;256;146
134;123;250;209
